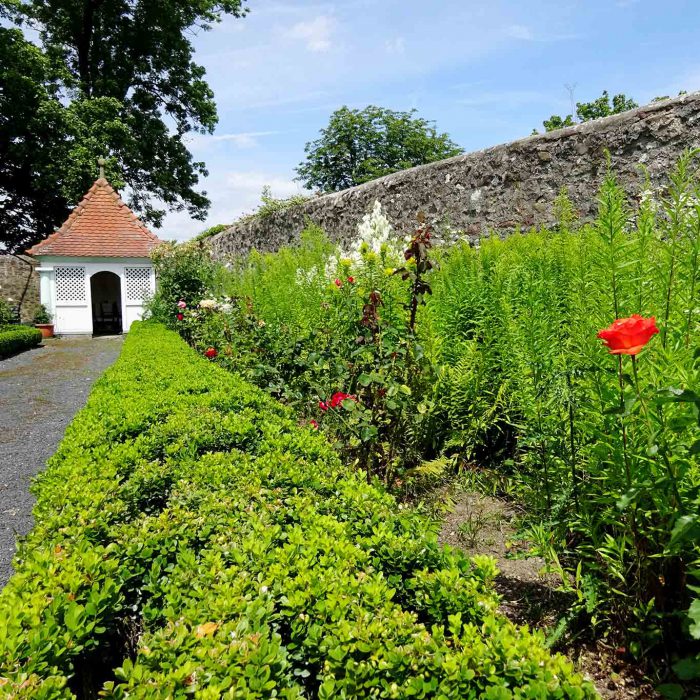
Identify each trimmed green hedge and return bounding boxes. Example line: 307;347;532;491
0;324;42;359
0;323;596;698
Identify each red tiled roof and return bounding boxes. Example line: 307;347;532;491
27;178;163;258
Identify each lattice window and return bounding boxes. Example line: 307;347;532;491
55;266;86;302
125;267;152;302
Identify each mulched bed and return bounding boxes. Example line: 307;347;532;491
438;488;659;699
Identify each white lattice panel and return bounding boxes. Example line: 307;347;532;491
125;267;151;302
55;267;86;303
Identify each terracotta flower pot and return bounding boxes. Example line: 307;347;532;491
35;324;54;339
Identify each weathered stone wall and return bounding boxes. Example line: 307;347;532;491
210;91;700;259
0;254;40;322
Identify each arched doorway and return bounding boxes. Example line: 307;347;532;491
91;271;123;334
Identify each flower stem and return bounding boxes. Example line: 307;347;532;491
617;355;632;489
632;355;682;508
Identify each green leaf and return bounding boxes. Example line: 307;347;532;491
689;599;700;640
617;488;640;511
670;515;700;547
658;684;684;700
673;656;700;681
357;373;373;387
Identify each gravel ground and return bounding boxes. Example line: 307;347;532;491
0;335;123;587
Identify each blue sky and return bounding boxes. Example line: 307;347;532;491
165;0;700;240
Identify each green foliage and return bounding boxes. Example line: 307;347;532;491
179;223;439;484
0;324;42;357
539;90;639;133
247;185;310;220
165;153;700;671
0;0;248;251
32;304;52;324
192;223;230;242
427;152;700;658
0;25;74;252
0;322;594;697
146;241;217;325
0;298;13;325
576;91;638;121
541;114;575;132
296;105;463;192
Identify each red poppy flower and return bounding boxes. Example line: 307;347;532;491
176;313;184;321
204;347;218;359
329;392;357;409
309;419;319;430
319;400;328;412
597;315;659;355
334;278;342;288
347;276;355;284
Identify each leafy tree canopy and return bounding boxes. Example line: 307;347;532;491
0;0;247;252
539;90;639;133
296;106;463;193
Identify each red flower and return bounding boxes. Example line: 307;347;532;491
204;347;218;359
319;400;328;412
176;313;184;321
309;419;319;430
334;278;342;288
329;391;357;409
347;276;355;284
597;315;659;356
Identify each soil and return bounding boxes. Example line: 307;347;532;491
438;488;659;699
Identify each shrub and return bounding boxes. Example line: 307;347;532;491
146;241;217;325
0;322;594;697
167;154;700;666
0;298;14;325
33;304;52;324
0;324;42;358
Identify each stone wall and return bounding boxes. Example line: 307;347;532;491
209;91;700;259
0;254;40;323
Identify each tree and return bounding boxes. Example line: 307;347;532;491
540;114;575;132
296;106;463;193
0;26;72;252
538;90;639;133
575;91;638;122
0;0;247;252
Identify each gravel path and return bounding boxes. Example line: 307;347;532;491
0;335;123;587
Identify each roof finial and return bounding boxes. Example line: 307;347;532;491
98;157;106;180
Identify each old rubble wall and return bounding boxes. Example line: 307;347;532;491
210;91;700;258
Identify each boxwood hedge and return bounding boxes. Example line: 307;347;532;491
0;324;42;359
0;323;596;698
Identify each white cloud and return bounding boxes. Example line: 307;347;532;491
188;131;281;149
285;15;335;52
163;171;307;242
505;24;534;41
385;37;406;55
504;23;579;43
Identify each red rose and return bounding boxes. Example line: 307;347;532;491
334;278;342;288
319;400;328;412
309;419;319;430
597;315;659;356
329;392;357;409
204;347;218;359
176;313;184;321
347;276;355;284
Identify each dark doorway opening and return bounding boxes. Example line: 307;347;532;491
91;271;123;335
